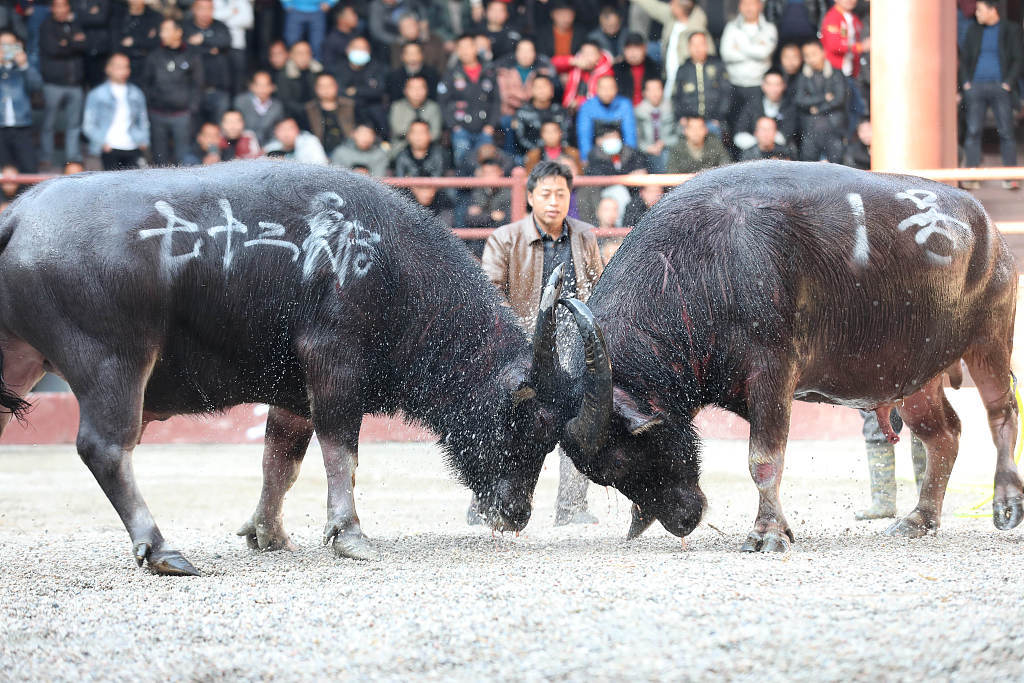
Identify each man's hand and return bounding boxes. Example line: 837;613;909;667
963;81;972;91
73;32;86;42
102;144;112;153
824;92;834;102
188;33;204;46
1002;82;1012;92
482;125;494;136
320;2;330;11
345;86;356;96
122;36;134;47
14;50;27;68
203;152;220;165
859;37;870;53
490;209;505;222
646;140;665;155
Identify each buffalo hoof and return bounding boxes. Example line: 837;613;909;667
884;511;936;538
331;532;380;561
236;517;296;552
740;529;793;553
134;542;200;576
993;495;1024;530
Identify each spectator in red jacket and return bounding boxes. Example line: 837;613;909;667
821;0;868;134
551;40;613;113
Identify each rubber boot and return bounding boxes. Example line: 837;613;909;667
466;494;484;526
910;436;927;494
854;442;897;520
554;450;598;525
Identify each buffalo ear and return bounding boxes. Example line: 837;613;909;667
613;387;664;436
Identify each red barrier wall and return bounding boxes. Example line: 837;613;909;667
0;393;863;445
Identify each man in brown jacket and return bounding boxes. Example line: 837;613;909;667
469;160;605;526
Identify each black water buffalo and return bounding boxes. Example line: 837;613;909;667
0;161;606;574
560;160;1022;551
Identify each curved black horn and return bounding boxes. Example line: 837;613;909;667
559;296;613;454
524;264;565;401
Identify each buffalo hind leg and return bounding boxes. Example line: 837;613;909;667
887;377;961;538
741;359;798;553
964;344;1023;530
72;355;199;575
237;407;314;551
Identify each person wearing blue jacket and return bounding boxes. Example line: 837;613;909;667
281;0;338;62
575;74;637;163
0;31;42;172
83;53;150;170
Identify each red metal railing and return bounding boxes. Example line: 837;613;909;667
8;166;1024;237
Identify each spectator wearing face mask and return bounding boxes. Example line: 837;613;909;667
585;125;647;175
321;3;360;73
575;74;637;163
332;35;388;136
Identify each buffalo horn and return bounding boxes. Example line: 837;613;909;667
522;265;565;403
559;296;613;453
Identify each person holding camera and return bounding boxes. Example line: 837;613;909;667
0;31;42;172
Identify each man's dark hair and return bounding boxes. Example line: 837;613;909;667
408;118;430;130
315;72;337;84
977;0;999;9
802;39;823;50
763;69;784;80
527;161;574;194
106;52;129;66
688;30;708;45
625;32;646;48
249;69;272;84
401;40;423;52
405;74;428;86
578;39;601;52
532;73;555;88
456;33;477;43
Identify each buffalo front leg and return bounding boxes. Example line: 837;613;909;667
317;416;378;561
887;377;961;538
741;361;798;553
965;346;1023;530
72;356;199;576
237;407;314;551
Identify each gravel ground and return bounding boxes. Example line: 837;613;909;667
1;410;1023;681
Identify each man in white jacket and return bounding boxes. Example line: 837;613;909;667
720;0;777;122
213;0;253;96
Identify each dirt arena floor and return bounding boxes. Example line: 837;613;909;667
1;393;1023;681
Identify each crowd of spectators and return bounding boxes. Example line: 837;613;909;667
0;0;1010;226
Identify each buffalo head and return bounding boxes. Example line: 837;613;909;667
452;266;613;534
559;342;706;541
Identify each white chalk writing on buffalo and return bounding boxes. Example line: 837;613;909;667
138;192;381;286
846;193;869;266
895;189;966;266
